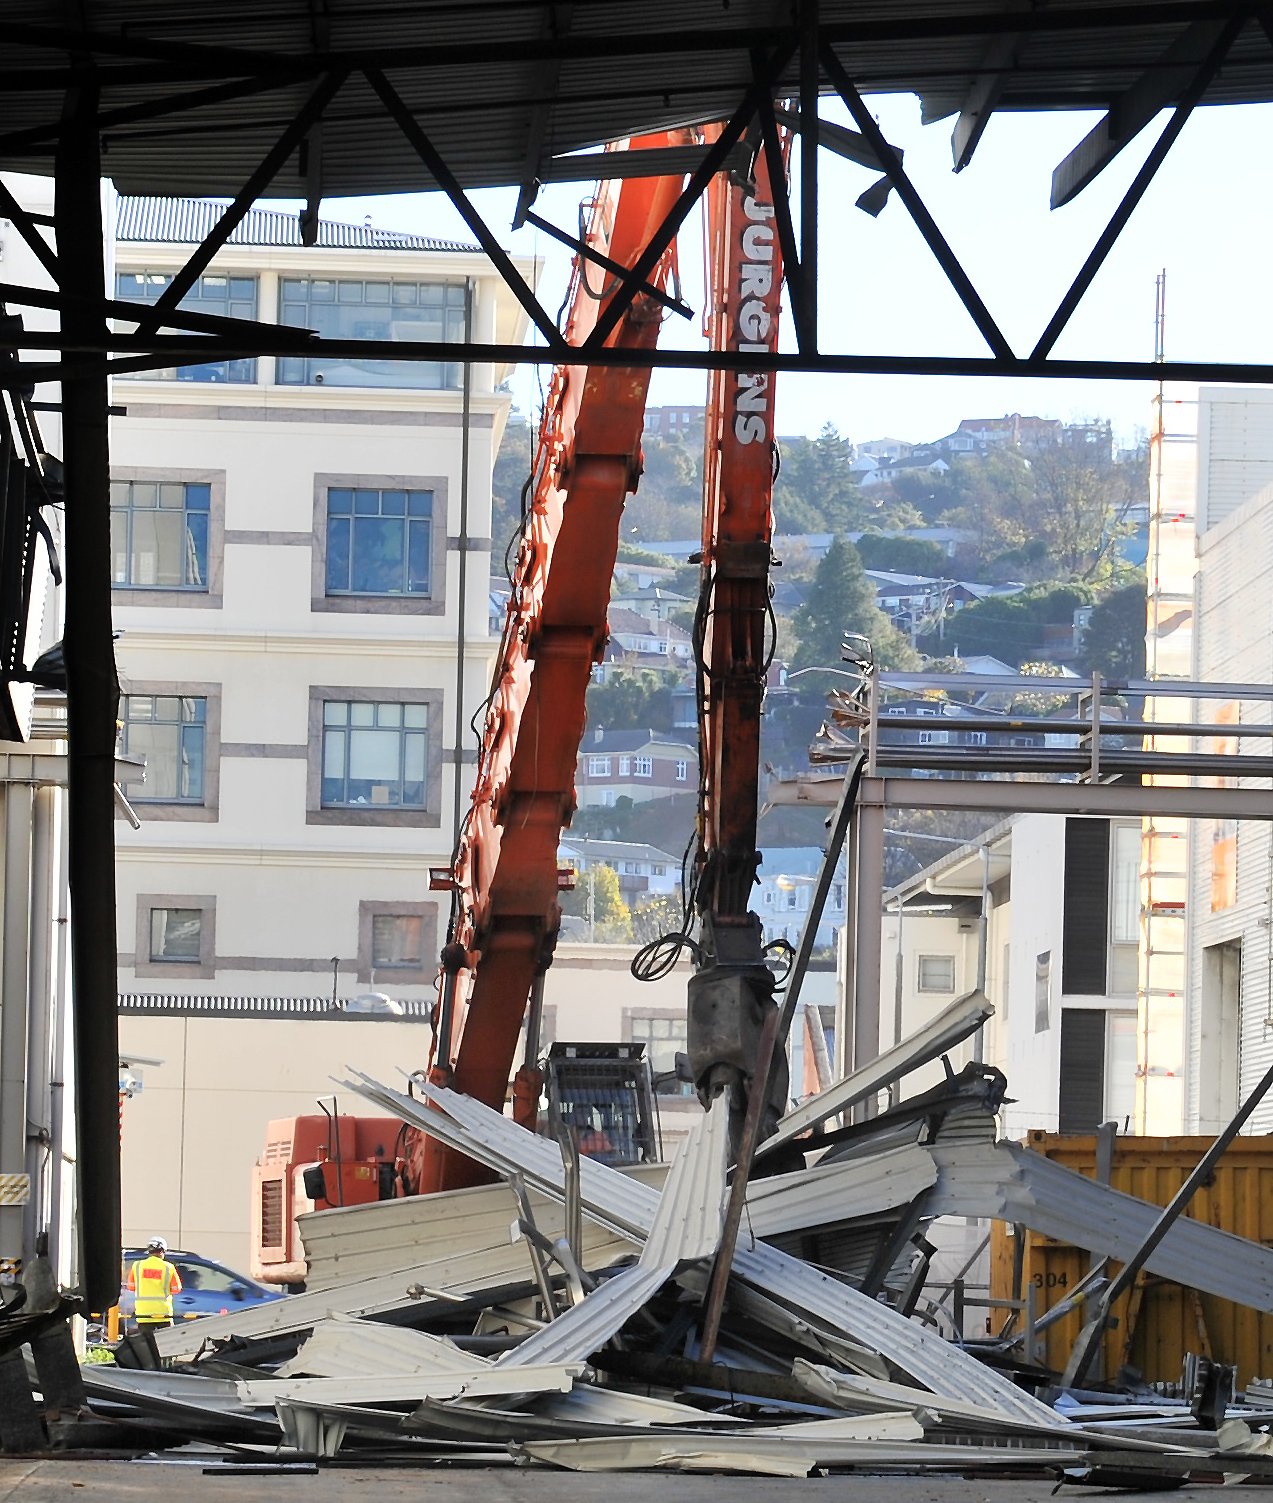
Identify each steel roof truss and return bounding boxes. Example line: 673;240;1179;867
0;180;57;281
583;44;796;353
511;3;573;229
820;44;1013;362
522;208;692;320
134;69;350;339
366;66;566;353
799;0;819;353
756;90;812;349
950;0;1034;172
1031;13;1243;359
1051;16;1242;207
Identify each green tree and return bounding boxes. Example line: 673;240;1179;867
560;861;632;942
790;535;918;672
491;410;535;552
1079;581;1147;679
939;439;1144;582
854;532;950;576
585;670;674;733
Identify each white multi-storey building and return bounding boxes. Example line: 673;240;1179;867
109;195;535;1255
1187;386;1273;1135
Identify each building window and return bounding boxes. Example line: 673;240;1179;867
133;893;216;979
966;731;988;746
372;913;423;969
120;695;207;803
917;730;949;745
675;759;688;781
619;756;631;776
111;479;210;591
115;271;258;383
598;789;616;807
623;862;639;875
356;901;439;985
653;864;666;877
588;755;611;777
321;700;428;809
149;906;202;963
626;1010;692;1097
634;756;653;777
324;487;433;598
917;954;955;992
278;277;466;388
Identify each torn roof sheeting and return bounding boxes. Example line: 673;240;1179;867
338;1070;1063;1428
495;1098;730;1370
756;988;992;1159
927;1138;1273;1312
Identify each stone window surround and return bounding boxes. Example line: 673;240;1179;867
311;472;449;617
357;899;439;987
133;892;217;981
110;466;227;609
306;684;444;829
117;679;222;823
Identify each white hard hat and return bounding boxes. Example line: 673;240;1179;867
147;1236;168;1254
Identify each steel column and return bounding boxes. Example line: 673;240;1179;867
0;782;33;1271
55;88;122;1313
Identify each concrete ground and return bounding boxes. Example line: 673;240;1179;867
0;1458;1240;1501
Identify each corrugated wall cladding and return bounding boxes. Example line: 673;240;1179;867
991;1133;1273;1386
1198;392;1273;534
1192;470;1273;1133
116;196;476;253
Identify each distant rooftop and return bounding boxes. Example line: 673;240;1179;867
116;196;479;255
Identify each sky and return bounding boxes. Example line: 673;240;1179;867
317;93;1273;450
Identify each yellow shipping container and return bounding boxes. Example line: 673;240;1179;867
989;1132;1273;1386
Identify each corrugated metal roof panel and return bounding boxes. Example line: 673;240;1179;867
117;993;430;1019
116;195;477;253
4;4;1273;199
340;1072;1064;1428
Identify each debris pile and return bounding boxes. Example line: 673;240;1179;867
54;994;1273;1479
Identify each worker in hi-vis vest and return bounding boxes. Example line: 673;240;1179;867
126;1236;183;1328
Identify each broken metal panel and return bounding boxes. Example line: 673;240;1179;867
757;989;992;1158
495;1264;671;1370
277;1313;488;1379
927;1139;1273;1312
299;1175;643;1292
639;1093;729;1269
741;1141;937;1239
516;1430;1083;1475
153;1238;579;1360
238;1364;585;1409
344;1071;1063;1427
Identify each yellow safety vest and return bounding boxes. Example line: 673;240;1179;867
130;1255;179;1322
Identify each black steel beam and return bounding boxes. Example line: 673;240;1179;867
1051;17;1240;206
580;56;792;354
0;178;57;281
521;211;692;320
799;0;819;354
820;44;1014;362
366;67;566;354
756;89;809;344
135;70;348;338
16;340;1273;389
1031;15;1243;360
54;84;122;1317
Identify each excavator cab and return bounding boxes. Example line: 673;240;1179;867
542;1042;660;1167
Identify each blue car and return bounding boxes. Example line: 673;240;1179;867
119;1248;285;1326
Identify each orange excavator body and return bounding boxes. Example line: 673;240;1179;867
411;133;693;1193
